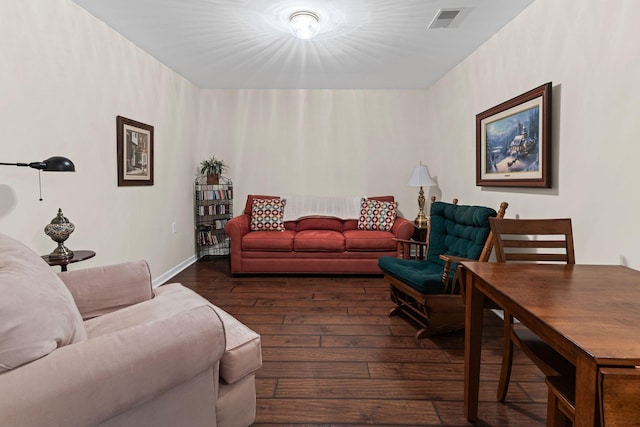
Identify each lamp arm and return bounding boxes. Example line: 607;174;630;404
0;162;46;169
0;162;47;170
1;156;74;201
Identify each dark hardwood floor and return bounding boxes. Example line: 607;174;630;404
168;258;547;426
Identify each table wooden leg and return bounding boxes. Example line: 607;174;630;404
574;353;598;426
464;269;485;422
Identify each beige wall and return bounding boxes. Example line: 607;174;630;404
196;89;431;220
420;0;640;268
0;0;201;283
2;0;640;280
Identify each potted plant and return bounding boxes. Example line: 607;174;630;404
200;156;229;185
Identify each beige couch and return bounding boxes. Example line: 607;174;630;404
0;234;261;427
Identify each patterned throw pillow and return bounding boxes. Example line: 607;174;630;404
250;198;287;232
357;198;397;231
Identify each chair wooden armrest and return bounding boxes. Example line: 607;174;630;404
439;254;469;263
394;238;429;260
439;255;472;294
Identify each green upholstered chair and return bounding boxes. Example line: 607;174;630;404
378;199;508;338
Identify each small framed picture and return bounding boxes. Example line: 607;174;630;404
116;116;154;186
476;82;551;188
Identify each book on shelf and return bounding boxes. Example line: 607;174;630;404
198;229;219;246
198;205;231;216
197;189;233;201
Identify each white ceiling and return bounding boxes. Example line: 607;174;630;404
72;0;534;90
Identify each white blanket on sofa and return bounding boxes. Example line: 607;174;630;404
281;195;362;222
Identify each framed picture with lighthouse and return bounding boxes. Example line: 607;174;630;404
476;82;551;188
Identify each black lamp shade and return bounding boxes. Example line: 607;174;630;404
40;156;75;172
1;156;75;171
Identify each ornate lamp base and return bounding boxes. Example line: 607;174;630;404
44;208;75;260
48;243;74;260
414;213;429;228
414;185;429;228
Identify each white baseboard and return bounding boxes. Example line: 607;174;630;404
153;255;197;288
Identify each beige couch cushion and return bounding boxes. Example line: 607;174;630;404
86;283;262;384
153;284;262;384
0;234;87;372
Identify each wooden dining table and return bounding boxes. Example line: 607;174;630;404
462;262;640;426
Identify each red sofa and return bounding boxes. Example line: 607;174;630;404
224;195;414;274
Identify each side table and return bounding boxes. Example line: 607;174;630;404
41;250;96;272
412;223;429;259
412;224;428;242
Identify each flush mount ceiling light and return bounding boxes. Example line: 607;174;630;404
289;11;320;39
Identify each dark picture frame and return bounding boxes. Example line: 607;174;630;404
476;82;551;188
116;116;154;187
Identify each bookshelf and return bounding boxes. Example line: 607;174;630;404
194;176;233;260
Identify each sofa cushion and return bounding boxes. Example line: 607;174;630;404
357;198;398;231
244;194;279;216
250;198;287;232
343;229;396;251
378;256;446;294
0;234;87;372
296;217;343;232
342;219;358;231
427;202;497;267
152;284;262;385
294;230;345;252
242;230;296;251
88;283;262;385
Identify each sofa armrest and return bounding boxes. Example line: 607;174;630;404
224;214;250;238
225;215;251;274
391;217;417;259
0;305;225;427
58;260;154;319
392;217;414;240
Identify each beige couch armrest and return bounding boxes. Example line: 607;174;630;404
58;260;154;319
0;305;225;427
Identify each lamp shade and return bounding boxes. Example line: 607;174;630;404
0;156;75;171
40;156;75;172
407;164;435;187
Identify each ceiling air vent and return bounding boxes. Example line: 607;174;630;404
428;8;463;29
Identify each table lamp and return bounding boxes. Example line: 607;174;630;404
407;162;435;227
44;208;75;259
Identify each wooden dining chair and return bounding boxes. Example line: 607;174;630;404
545;375;575;427
489;217;577;402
